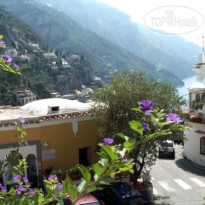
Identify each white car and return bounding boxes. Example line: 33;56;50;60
159;140;175;159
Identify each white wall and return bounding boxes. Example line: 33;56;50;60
184;122;205;166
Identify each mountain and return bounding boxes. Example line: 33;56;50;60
0;8;97;105
35;0;200;79
0;0;183;86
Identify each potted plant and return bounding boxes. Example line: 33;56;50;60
69;166;82;180
52;168;69;181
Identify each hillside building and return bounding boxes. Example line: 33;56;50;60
29;43;40;52
43;52;57;60
16;89;36;105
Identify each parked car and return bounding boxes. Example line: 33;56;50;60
159;140;175;159
92;182;143;205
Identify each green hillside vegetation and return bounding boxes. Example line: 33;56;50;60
0;9;97;105
0;0;184;86
38;0;200;79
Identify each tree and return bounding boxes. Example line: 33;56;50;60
91;72;186;184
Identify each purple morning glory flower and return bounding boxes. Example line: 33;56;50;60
103;137;114;145
3;55;12;63
48;174;57;182
18;117;25;124
0;183;7;193
28;188;35;195
13;63;19;69
57;182;63;190
166;113;183;123
142;122;148;131
16;185;26;195
122;157;128;162
23;177;29;184
13;174;22;182
0;40;6;47
139;100;153;116
24;141;29;146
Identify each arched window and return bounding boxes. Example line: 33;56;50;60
200;137;205;155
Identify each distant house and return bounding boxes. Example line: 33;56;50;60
62;94;75;100
16;89;36;105
0;98;98;187
51;61;58;70
19;54;31;62
29;43;40;52
51;92;61;98
43;52;57;60
61;58;71;69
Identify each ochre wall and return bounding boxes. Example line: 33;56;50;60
0;118;99;172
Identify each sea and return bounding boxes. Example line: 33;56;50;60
176;75;196;107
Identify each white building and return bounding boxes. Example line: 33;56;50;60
184;52;205;166
43;52;57;60
29;43;40;52
19;55;31;62
62;59;71;69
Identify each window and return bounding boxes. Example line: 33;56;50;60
79;147;91;166
200;137;205;155
51;106;59;112
48;106;60;114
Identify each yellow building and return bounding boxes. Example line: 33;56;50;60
0;98;98;187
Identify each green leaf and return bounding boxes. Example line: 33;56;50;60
55;196;64;205
37;193;44;204
80;166;91;183
117;133;129;141
93;163;106;178
99;181;110;185
77;179;87;193
117;133;125;139
131;107;143;113
86;186;99;194
101;145;116;160
0;35;3;40
129;120;143;136
64;176;77;199
123;137;136;152
98;158;108;167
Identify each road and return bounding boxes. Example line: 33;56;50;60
151;145;205;205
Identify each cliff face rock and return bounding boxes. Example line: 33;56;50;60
82;66;95;84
